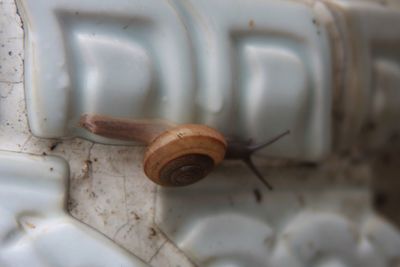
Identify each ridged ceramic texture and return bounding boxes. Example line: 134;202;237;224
17;0;333;161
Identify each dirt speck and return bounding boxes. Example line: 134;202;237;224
312;18;320;27
248;19;255;29
131;211;140;220
49;141;61;151
49;167;54;172
149;227;157;238
253;188;262;203
374;191;388;208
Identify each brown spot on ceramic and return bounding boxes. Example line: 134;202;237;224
248;19;255;29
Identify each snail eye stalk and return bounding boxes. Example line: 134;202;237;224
248;130;290;152
243;157;273;190
227;130;290;190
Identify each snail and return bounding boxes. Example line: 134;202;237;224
79;114;289;189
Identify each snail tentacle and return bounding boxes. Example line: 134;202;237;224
243;158;273;190
248;130;290;152
226;130;290;190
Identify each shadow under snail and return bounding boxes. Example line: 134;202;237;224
80;114;290;189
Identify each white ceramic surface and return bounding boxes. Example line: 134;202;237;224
155;165;400;267
16;0;333;161
0;151;148;267
324;0;400;149
1;0;400;267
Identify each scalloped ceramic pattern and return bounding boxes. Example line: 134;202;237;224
155;169;400;267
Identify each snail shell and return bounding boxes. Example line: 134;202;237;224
143;124;227;186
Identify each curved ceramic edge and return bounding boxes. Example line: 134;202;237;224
325;0;400;149
0;150;148;267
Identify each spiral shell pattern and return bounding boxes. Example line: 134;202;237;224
143;124;227;186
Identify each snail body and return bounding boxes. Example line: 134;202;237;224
80;114;289;188
80;115;227;186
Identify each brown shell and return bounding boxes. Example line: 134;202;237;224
143;124;227;186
